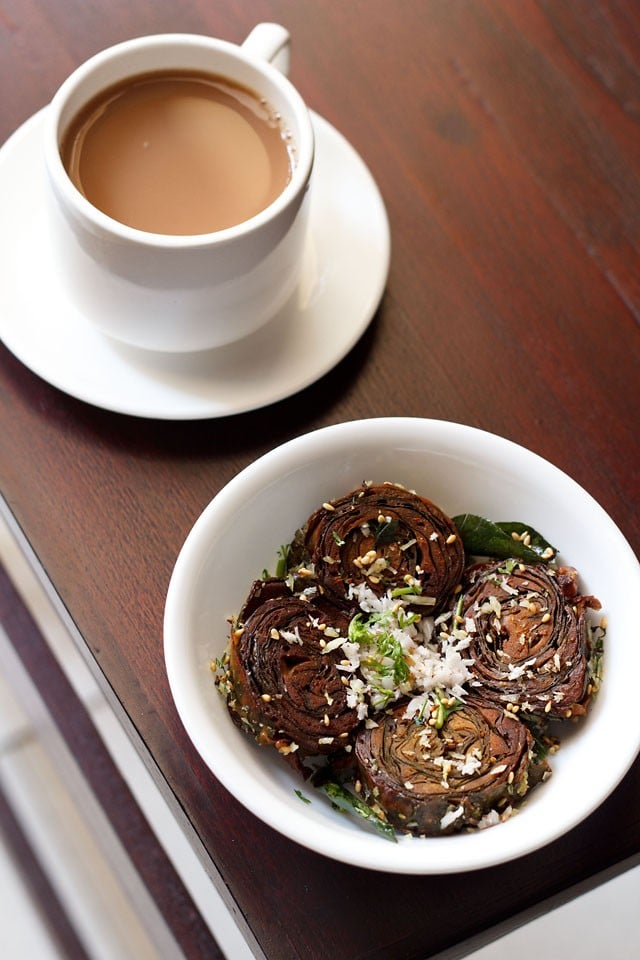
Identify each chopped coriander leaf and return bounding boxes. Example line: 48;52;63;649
391;584;423;598
519;712;556;762
377;631;410;684
321;781;397;841
349;611;411;689
397;608;420;628
432;689;464;729
374;518;400;546
588;623;605;690
295;789;312;804
275;544;291;578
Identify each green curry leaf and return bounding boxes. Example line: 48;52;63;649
452;514;556;564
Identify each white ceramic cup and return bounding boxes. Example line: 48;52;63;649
43;24;314;353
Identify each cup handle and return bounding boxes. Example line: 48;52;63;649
241;22;291;75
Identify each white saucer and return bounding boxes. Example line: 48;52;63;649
0;109;390;419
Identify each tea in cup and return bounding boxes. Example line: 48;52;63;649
43;25;314;352
61;69;295;236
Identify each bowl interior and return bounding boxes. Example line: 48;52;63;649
164;418;640;873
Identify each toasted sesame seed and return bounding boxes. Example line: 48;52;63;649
544;700;552;714
446;533;457;545
322;502;336;511
261;693;272;702
323;713;330;726
359;549;378;566
541;612;551;623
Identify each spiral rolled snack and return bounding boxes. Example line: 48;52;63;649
459;561;600;719
302;483;465;614
354;697;541;835
224;580;361;761
214;483;605;840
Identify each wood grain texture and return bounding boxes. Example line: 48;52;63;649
1;2;639;958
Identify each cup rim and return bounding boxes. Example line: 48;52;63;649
43;32;315;248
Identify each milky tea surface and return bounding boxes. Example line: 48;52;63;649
61;70;294;235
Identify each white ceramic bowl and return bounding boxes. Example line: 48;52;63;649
164;418;640;873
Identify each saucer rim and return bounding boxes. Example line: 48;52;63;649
0;108;390;420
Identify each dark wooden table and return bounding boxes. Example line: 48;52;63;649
1;2;639;958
